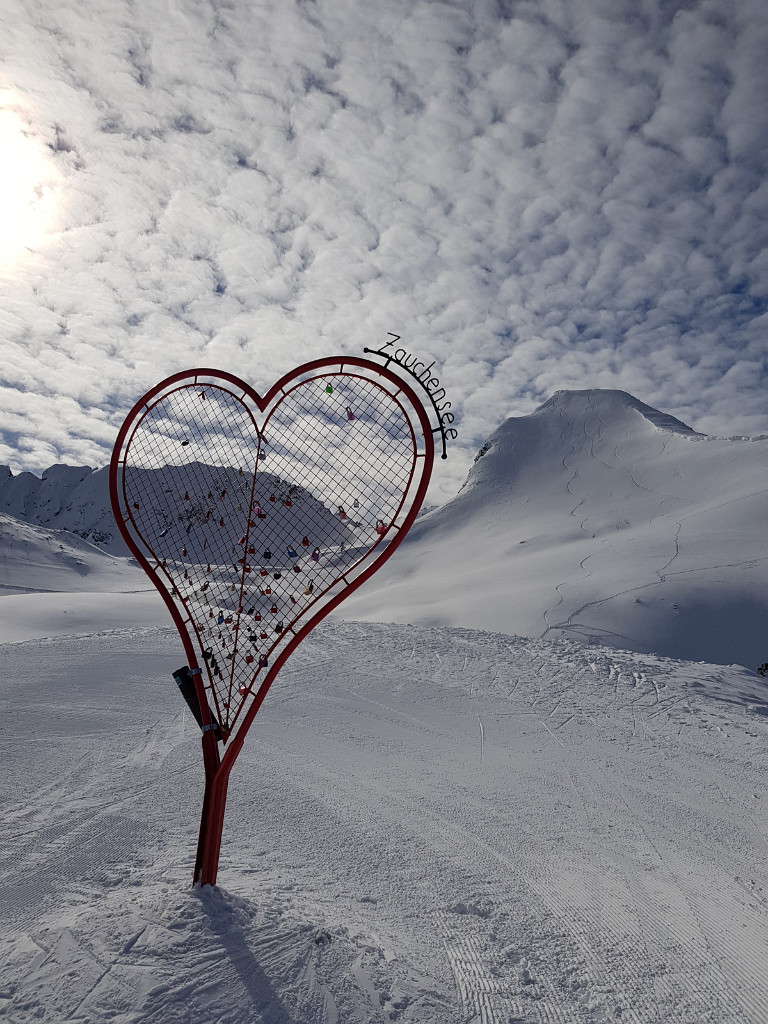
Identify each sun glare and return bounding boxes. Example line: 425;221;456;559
0;101;61;266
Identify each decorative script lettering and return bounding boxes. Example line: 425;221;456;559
364;334;457;459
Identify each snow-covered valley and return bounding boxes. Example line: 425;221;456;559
1;389;768;1022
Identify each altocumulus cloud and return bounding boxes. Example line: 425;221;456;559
0;0;766;501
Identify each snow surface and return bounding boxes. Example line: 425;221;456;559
2;618;768;1023
344;389;768;669
0;513;160;643
2;389;768;1022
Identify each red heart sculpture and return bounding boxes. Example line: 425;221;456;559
110;357;434;744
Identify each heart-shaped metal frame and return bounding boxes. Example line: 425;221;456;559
110;356;434;883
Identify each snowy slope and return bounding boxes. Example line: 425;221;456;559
343;390;768;669
0;512;142;595
0;514;166;643
1;620;767;1023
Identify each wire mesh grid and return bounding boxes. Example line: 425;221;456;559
114;366;427;740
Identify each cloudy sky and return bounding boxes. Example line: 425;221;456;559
0;0;766;502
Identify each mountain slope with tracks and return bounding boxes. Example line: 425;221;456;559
344;389;768;668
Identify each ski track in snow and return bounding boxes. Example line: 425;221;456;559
1;620;767;1022
540;404;738;654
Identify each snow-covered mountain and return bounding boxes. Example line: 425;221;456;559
0;463;123;551
3;389;768;667
343;389;768;669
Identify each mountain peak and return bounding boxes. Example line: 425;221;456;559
462;389;702;498
535;389;702;437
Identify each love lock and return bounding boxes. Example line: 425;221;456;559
110;356;434;885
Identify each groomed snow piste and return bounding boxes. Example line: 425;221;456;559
3;626;768;1020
